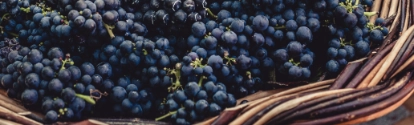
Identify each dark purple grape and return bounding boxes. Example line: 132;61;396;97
21;89;38;105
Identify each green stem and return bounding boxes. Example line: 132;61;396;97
58;108;66;116
198;76;205;87
339;0;359;13
19;8;31;13
75;94;96;105
155;111;177;121
7;32;18;37
364;12;378;18
191;58;205;68
274;26;286;30
204;32;211;38
142;49;148;55
289;58;300;66
223;51;236;66
103;23;115;39
366;22;383;31
226;26;231;31
246;71;252;79
167;63;183;92
205;8;217;19
60;57;74;71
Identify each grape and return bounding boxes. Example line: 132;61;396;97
370;29;384;44
61;87;76;102
111;86;127;103
300;54;313;67
307;18;320;32
326;59;340;73
207;55;223;69
21;89;38;105
69;97;86;113
286;41;303;56
208;103;222;116
1;74;13;88
167;99;179;111
355;41;370;56
327;47;338;58
48;78;63;95
192;22;206;37
221;31;238;46
288;66;302;79
343;13;357;28
195;99;209;114
196;90;208;100
25;73;40;89
296;26;313;43
252;15;269;31
45;110;58;123
285;20;298;31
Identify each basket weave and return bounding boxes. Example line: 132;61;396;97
0;0;412;124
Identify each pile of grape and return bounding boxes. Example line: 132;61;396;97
0;0;388;124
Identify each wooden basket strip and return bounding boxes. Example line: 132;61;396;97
336;89;414;125
367;26;414;87
253;89;355;125
370;0;383;23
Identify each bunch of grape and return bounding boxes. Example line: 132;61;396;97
321;0;389;76
192;0;318;82
0;0;27;16
0;46;114;123
155;53;237;124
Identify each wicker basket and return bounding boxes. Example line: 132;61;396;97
0;0;412;124
192;0;414;124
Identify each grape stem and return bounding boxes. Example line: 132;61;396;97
364;12;379;18
59;53;74;71
223;51;236;66
19;7;31;13
7;32;18;37
226;26;232;31
58;108;68;116
142;49;148;55
198;76;206;87
204;32;211;38
155;111;177;121
274;26;286;30
339;38;354;46
103;23;116;39
366;22;384;32
75;93;96;105
289;58;301;66
339;0;359;13
60;15;69;25
0;13;10;23
167;63;183;92
205;8;217;20
190;58;205;68
246;71;252;79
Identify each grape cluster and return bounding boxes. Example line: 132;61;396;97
0;46;106;123
0;0;26;16
321;0;389;76
155;54;237;124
